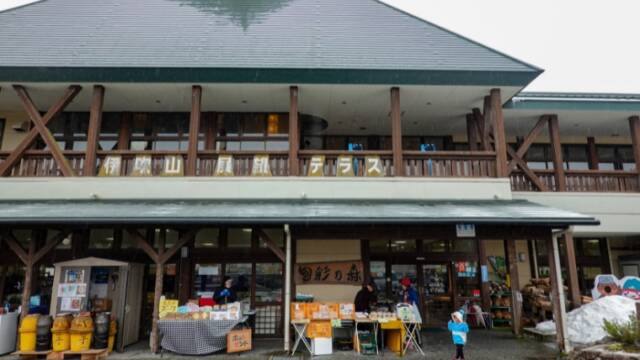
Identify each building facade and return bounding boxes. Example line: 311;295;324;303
0;0;637;352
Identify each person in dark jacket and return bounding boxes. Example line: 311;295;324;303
214;276;237;304
354;280;377;312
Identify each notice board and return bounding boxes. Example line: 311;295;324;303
295;260;363;285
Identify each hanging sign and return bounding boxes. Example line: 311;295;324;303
456;224;476;238
295;260;363;285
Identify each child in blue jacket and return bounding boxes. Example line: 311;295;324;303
448;310;469;360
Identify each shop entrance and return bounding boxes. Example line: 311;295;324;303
422;263;453;327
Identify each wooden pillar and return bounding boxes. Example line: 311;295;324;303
20;238;36;319
587;137;598;170
547;231;570;352
186;85;202;176
548;115;566;191
562;230;581;309
466;114;478;151
288;86;300;176
151;230;165;354
178;240;193;304
118;112;131;150
490;89;508;177
390;87;403;176
204;113;217;150
504;237;522;335
629;116;640;174
477;239;491;311
482;97;492;151
84;85;105;176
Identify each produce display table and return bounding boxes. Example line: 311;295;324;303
354;318;379;355
290;319;311;356
158;317;247;355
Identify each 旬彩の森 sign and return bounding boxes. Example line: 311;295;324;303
295;260;363;285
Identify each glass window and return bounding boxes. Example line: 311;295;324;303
259;228;284;248
452;239;477;253
454;261;478;297
423;239;447;253
153;229;178;249
255;263;282;302
369;261;387;301
423;264;449;296
525;144;550;169
265;141;288;151
390;264;417;301
564;145;589;170
225;263;253;304
89;229;115;249
53;230;72;250
120;229;146;249
228;228;252;248
390;239;416;253
242;114;266;136
240;141;265;151
581;239;601;257
193;263;221;297
220;114;240;137
596;146;615;170
13;230;33;248
195;228;220;248
369;239;389;254
266;114;288;136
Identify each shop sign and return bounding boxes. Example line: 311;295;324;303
251;155;272;176
98;156;122;177
161;155;184;176
365;156;384;177
296;260;363;285
131;155;152;176
336;156;355;176
456;224;476;238
215;155;234;176
307;155;325;176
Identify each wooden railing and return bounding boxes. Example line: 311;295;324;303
403;151;497;177
197;150;289;176
298;150;394;176
0;150;87;177
510;169;640;192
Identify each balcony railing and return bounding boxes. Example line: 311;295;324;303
2;149;639;193
510;169;640;192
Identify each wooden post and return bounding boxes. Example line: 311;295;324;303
562;230;581;309
151;230;165;354
20;238;36;319
289;86;300;176
390;87;403;176
482;97;492;151
629;116;640;175
478;239;491;311
548;115;566;191
490;89;508;177
504;237;522;335
118;112;132;150
84;85;105;176
587;137;599;170
547;231;571;353
178;242;192;304
186;85;202;176
466;114;478;151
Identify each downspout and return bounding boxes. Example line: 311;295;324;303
283;224;292;352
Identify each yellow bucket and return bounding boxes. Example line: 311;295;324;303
19;315;39;351
51;331;70;352
107;335;115;353
107;319;117;352
69;330;92;352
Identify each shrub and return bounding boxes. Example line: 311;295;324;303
602;315;639;345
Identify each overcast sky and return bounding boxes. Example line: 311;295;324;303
1;0;638;94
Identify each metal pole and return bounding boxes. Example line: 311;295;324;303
284;224;292;351
552;231;572;353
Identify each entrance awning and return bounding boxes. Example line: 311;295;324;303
0;199;599;226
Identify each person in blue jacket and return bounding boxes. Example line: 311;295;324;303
448;310;469;360
398;277;419;305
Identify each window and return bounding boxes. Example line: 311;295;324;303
39;112;89;150
390;264;417;300
423;239;447;253
228;228;252;248
153;229;178;249
451;239;477;253
225;263;253;304
369;261;387;301
216;113;289;151
564;145;589;170
89;229;115;249
579;239;602;257
195;228;220;248
120;229;145;249
524;144;551;170
193;263;221;297
255;263;282;302
369;239;389;254
259;228;284;249
597;145;635;171
390;239;416;253
99;113;121;150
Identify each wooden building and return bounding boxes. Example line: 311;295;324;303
0;0;637;354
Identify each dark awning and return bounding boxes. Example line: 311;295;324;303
0;199;599;227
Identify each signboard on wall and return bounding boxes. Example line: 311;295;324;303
456;224;475;238
295;260;363;285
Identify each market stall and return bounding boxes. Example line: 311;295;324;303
157;300;250;355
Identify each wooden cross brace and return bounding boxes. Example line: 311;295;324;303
0;85;81;177
505;116;552;191
2;230;71;266
255;228;286;262
125;228;199;265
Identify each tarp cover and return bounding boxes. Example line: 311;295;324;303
0;199;598;226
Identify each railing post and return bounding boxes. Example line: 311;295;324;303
84;85;105;176
391;87;403;176
629;116;640;178
466;113;478;151
289;86;299;176
118;112;131;150
490;89;508;177
186;85;202;176
548;115;566;191
587;136;599;170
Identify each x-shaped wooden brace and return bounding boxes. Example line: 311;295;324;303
506;116;550;191
2;229;71;267
125;228;199;265
255;228;285;262
0;85;81;177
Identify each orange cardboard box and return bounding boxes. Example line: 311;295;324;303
291;303;307;320
306;320;332;338
306;303;321;319
327;303;340;319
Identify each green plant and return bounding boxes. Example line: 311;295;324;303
602;315;639;345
